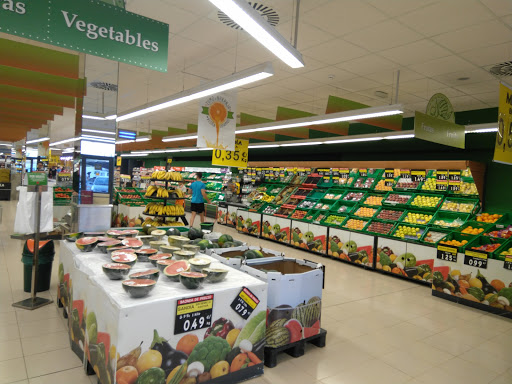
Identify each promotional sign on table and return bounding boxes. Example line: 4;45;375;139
198;91;237;151
493;83;512;165
0;0;169;72
211;138;248;168
414;111;465;149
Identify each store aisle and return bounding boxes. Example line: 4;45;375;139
0;203;511;384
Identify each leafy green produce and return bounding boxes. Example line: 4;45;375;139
234;310;266;348
187;336;230;372
498;287;512;303
379;252;391;266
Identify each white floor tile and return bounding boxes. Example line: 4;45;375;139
0;357;27;384
24;348;82;378
0;338;23;362
28;367;92;384
21;331;70;357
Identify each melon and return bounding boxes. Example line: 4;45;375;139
129;268;160;281
163;261;190;282
122;279;156;298
266;320;290;348
217;234;233;247
168;235;190;247
166;228;181;237
111;251;137;267
122;238;143;249
292;298;321;328
96;240;122;254
244;249;263;259
187;227;203;240
284;319;303;343
120;229;139;237
75;237;98;252
189;257;211;272
198;239;211;250
203;268;228;283
179;271;206;289
151;229;166;239
148;253;172;267
156;259;177;272
134;248;158;262
102;263;131;280
106;229;123;238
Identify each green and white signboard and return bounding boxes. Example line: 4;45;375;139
0;0;169;72
27;172;48;186
414;111;465;149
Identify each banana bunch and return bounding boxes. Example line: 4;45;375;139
156;188;169;198
150;170;184;181
151;170;167;180
171;188;185;198
144;202;164;215
145;185;158;197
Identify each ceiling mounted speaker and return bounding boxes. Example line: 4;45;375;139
89;81;119;91
218;2;279;29
489;61;512;77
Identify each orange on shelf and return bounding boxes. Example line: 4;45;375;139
354;207;377;217
374;180;392;191
440;239;468;247
461;226;484;235
364;195;384;206
476;213;502;223
343;218;366;230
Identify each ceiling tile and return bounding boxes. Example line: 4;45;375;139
396;92;428;104
169;35;218;66
380;39;451;66
398;0;495;36
473;91;499;105
276;21;335;51
366;0;440;17
273;76;323;92
302;39;368;65
304;0;387;37
432;68;497;86
162;0;213;17
302;66;357;84
409;55;477;77
235;38;278;62
432;20;512;53
460;42;512;67
365;68;423;85
344;20;423;52
398;78;447;97
432;87;467;98
337;54;397;76
481;0;512;16
179;17;237;50
454;81;500;95
333;77;384;92
449;95;489;111
281;92;318;104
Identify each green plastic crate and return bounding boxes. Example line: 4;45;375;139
351;175;379;190
352;205;379;219
420;227;453;246
408;193;444;212
496;239;512;261
311;210;329;224
296;199;317;211
382;191;414;208
331;200;359;215
391;223;428;242
249;200;267;212
364;219;396;236
375;207;406;222
436;232;474;253
482;223;512;239
320;213;349;227
309;189;327;200
360;193;386;207
311;199;335;211
431;211;471;229
439;197;480;215
288;207;312;221
418;178;445;194
456;221;493;236
322;188;346;201
341;217;370;232
466;235;508;260
401;210;435;225
260;204;279;216
302;209;322;222
341;190;368;203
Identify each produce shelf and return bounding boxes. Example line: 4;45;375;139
439;197;480;215
142;212;186;218
420;227;453;246
431;211;470;229
382;191;414;208
456;221;493;236
408;193;444;212
436;232;474;253
482;224;512;239
364;219;396;236
375;206;406;222
391;223;428;242
465;235;508;260
330;200;359;215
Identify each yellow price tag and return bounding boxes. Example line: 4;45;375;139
167;158;173;164
116;156;122;166
211;139;249;168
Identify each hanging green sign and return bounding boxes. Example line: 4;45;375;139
0;0;169;72
414;111;465;149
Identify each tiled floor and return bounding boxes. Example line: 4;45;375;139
1;200;512;384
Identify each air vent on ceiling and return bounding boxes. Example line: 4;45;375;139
218;2;279;29
489;61;512;77
89;81;118;91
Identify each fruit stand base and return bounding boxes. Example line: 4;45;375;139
264;329;327;368
432;290;512;319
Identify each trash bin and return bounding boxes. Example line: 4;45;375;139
200;222;214;231
21;239;55;292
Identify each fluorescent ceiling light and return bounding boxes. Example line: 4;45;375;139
209;0;304;68
26;137;50;144
236;105;403;134
466;128;498;134
82;128;116;135
116;140;135;144
0;144;12;147
50;148;62;151
197;147;213;151
62;148;75;153
150;150;167;153
384;134;415;140
81;135;116;143
50;137;81;146
105;115;117;120
280;142;322;147
82;114;106;120
118;62;274;122
162;135;198;142
324;137;383;144
135;137;151;142
248;144;281;148
121;153;148;157
179;148;198;152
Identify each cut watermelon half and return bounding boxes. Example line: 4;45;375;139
163;261;189;281
122;238;143;249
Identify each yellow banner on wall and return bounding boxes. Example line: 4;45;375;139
493;83;512;165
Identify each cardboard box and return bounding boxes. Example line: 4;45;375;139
208;246;284;269
241;257;324;347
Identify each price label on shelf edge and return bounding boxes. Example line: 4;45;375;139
411;169;426;182
437;170;448;181
359;169;367;177
230;287;260;320
400;169;411;178
211;139;249;168
449;170;461;181
464;250;488;269
384;169;394;178
174;294;214;335
437;245;458;263
504;256;512;271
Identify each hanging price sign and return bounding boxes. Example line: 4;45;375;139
359;169;367;177
400;169;411;178
437;170;448;181
339;169;349;178
437;245;458;262
464;250;488;269
385;179;395;187
212;139;248;168
385;169;394;178
448;180;461;192
57;172;71;182
174;294;214;335
230;287;260;320
436;180;448;191
448;170;461;181
411;170;426;182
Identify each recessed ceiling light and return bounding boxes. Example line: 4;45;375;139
457;77;470;81
374;90;388;99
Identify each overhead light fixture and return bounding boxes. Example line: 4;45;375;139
135;137;151;142
50;148;62;151
384;134;415;140
162;135;198;142
26;137;50;144
465;123;498;134
105;115;117;120
121;153;148;157
179;148;199;152
116;139;135;144
280;142;322;147
82;128;116;135
118;62;274;122
81;135;116;143
197;148;213;151
467;128;498;134
324;137;383;144
82;114;106;120
236;105;404;134
62;148;75;153
50;137;81;146
0;144;12;147
209;0;304;68
248;144;281;148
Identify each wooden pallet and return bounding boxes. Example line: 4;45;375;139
264;329;327;368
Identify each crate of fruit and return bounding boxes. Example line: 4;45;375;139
249;200;267;212
408;193;444;211
311;199;335;211
274;205;295;218
497;239;512;261
342;217;369;232
361;193;385;207
421;228;453;246
418;177;444;193
456;221;493;236
272;186;297;205
364;219;396;236
401;210;434;225
288;208;311;222
439;197;480;215
474;212;506;224
353;205;379;219
281;195;303;208
450;180;479;197
330;200;359;215
350;176;378;190
393;177;421;191
302;175;322;188
302;209;321;223
320;213;349;227
317;175;335;188
297;199;316;210
342;191;367;203
373;177;395;192
391;223;427;242
466;235;508;260
308;188;327;200
382;191;413;208
375;207;406;222
431;211;470;229
322;188;345;201
311;210;329;225
482;224;512;239
436;232;474;253
291;187;313;200
261;204;279;216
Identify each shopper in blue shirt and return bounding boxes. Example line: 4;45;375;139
188;172;211;227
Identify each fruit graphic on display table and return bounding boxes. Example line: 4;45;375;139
284;319;303;343
266;319;290;348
